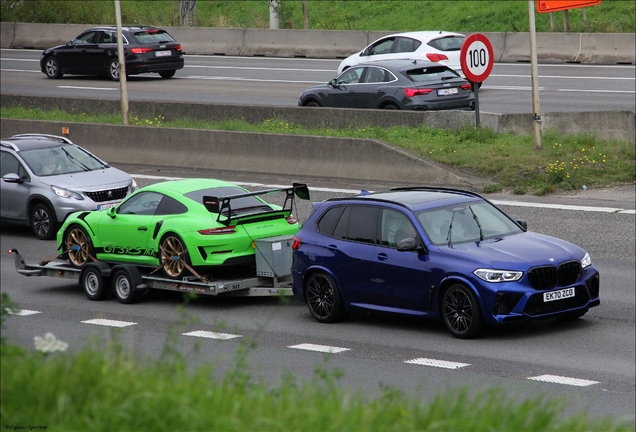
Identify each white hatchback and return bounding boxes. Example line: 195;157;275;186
337;31;466;76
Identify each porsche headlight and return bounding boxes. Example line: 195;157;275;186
474;269;523;283
581;252;592;268
51;185;83;200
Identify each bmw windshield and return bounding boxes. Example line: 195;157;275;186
416;201;523;246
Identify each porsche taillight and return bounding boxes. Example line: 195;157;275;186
286;215;298;224
198;226;236;235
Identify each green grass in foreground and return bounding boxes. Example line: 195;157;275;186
1;305;633;432
2;106;634;195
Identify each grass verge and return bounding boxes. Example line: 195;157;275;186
2;106;634;195
1;300;633;431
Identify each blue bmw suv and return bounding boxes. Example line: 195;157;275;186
291;188;600;338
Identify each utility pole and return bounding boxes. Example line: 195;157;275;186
114;0;128;125
269;0;279;29
302;0;309;29
528;0;542;150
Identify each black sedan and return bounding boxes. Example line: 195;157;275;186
40;25;184;81
299;59;475;111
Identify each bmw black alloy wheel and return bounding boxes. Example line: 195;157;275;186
305;272;345;323
442;284;483;339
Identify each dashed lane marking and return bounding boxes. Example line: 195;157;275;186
183;330;242;340
5;308;40;316
81;318;137;328
528;374;600;387
404;358;471;369
288;343;350;354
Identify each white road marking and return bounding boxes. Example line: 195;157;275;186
404;358;471;369
57;86;117;91
81;318;137;327
288;343;349;353
528;374;600;387
4;308;40;316
183;330;242;340
185;64;335;72
131;174;635;214
181;75;321;84
1;68;39;73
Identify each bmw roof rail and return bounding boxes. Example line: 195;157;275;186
9;134;74;145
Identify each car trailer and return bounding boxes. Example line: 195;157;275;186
8;235;296;304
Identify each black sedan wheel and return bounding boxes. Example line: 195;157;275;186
159;70;176;79
305;272;346;323
442;284;483;339
43;56;62;79
64;225;94;267
383;103;399;110
304;100;321;107
31;203;57;240
159;233;191;279
107;58;120;81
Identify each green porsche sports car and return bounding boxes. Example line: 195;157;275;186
56;178;310;279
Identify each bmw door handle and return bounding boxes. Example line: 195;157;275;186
327;244;338;251
138;226;148;231
377;253;388;261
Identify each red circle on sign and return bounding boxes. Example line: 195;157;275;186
460;33;494;83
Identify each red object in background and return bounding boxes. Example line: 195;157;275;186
536;0;602;14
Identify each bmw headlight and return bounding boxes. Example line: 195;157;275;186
474;269;523;283
581;252;592;268
51;185;84;200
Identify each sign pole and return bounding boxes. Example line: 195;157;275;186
528;0;542;150
473;83;480;127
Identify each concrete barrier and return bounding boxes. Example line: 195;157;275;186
2;94;634;143
0;118;478;189
2;22;633;64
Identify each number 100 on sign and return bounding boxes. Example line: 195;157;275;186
467;43;489;76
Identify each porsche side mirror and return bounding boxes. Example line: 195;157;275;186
107;207;116;218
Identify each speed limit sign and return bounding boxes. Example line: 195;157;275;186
460;33;494;83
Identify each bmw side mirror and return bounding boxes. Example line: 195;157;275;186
397;237;427;253
516;219;528;230
107;207;116;218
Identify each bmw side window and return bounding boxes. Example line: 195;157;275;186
344;206;379;244
118;192;164;216
316;206;345;236
331;206;351;240
380;209;417;248
155;196;188;216
338;67;364;84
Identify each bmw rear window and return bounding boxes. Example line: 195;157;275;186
406;66;460;83
132;30;176;44
427;36;465;52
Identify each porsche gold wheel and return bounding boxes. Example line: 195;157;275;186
65;225;94;268
160;234;191;279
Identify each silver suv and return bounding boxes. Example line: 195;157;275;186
1;134;137;240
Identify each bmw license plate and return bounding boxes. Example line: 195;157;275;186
155;50;171;57
437;88;458;96
97;203;118;211
543;287;575;302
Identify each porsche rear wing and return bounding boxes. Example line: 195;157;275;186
202;183;310;226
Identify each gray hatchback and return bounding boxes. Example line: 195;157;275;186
1;134;137;240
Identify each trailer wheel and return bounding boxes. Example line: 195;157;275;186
159;233;191;279
113;269;138;304
81;264;109;301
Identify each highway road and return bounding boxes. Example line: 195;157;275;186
1;48;635;114
2;170;634;422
